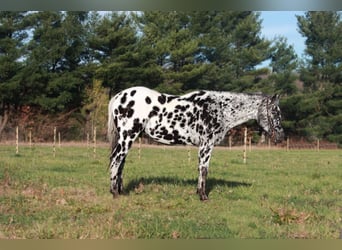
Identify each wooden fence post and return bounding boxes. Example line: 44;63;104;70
248;136;252;152
93;127;97;159
286;137;290;151
53;127;56;158
317;139;320;151
16;126;19;155
243;127;247;164
29;128;32;148
268;137;271;150
138;137;141;160
187;146;191;164
228;135;232;151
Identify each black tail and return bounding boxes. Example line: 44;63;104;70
108;98;118;155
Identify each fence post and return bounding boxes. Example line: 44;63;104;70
53;127;56;158
138;137;142;160
228;135;232;151
248;136;252;152
16;126;19;155
317;139;320;151
93;126;97;159
286;137;290;151
29;128;32;148
58;132;61;148
268;137;271;150
187;146;191;164
243;127;247;164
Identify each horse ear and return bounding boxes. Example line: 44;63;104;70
271;94;280;105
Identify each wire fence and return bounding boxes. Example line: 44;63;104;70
1;125;339;152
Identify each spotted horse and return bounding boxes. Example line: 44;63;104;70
108;86;284;201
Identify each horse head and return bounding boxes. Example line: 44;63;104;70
257;94;285;144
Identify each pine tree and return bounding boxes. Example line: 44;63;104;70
269;36;298;95
286;11;342;144
0;11;30;139
89;12;144;95
297;11;342;90
21;11;91;112
191;11;271;91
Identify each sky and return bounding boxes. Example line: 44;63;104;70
259;11;306;67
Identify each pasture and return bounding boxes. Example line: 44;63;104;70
0;144;341;239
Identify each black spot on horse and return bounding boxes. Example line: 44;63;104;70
127;100;135;108
167;96;178;103
123;130;128;140
120;93;127;104
114;144;122;155
118;105;125;114
145;96;151;104
148;110;158;118
196;99;205;106
164;133;173;141
172;130;180;143
185;91;206;102
152;106;160;113
132;118;143;133
130;90;137;96
158;95;166;104
127;109;134;118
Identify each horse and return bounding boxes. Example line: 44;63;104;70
107;86;284;201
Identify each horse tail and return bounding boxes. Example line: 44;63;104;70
108;97;118;153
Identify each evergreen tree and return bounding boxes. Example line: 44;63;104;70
285;11;342;144
297;11;342;90
0;11;30;139
191;11;271;91
89;12;152;95
269;36;298;95
21;11;91;112
135;11;209;93
136;11;271;93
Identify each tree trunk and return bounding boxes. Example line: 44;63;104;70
0;109;9;141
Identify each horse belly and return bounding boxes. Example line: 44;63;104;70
144;116;197;146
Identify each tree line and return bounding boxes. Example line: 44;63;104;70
0;11;341;145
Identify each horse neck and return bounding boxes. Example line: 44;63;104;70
219;92;263;128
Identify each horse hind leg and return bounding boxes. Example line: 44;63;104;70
109;121;145;198
197;166;209;201
109;140;129;198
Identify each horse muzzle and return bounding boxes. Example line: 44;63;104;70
274;129;285;144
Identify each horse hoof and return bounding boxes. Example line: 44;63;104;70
200;195;209;201
110;188;120;199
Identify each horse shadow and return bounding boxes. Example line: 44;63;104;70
124;176;251;197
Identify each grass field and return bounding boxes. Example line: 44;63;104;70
0;144;341;239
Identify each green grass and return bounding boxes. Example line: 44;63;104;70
0;144;341;239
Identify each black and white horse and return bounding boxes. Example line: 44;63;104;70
108;86;284;200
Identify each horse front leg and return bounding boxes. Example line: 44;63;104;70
197;166;209;201
109;143;128;198
197;142;214;201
